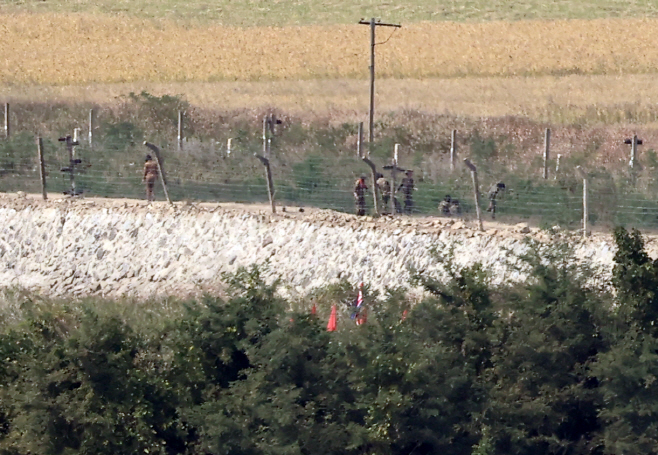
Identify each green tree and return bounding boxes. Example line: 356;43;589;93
484;243;607;455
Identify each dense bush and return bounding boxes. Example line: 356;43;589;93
1;231;658;454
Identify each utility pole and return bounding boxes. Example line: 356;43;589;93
358;18;401;152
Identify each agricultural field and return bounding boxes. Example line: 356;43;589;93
2;0;658;120
3;0;658;225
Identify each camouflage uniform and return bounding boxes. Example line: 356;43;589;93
438;195;452;215
449;199;462;216
143;155;159;202
354;178;368;216
376;176;391;214
486;182;505;219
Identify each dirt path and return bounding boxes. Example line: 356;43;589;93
5;191;622;243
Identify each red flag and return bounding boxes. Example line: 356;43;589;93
402;309;408;321
311;304;317;316
327;305;337;332
356;307;367;326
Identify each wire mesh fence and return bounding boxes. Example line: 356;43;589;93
5;136;658;233
3;97;658;232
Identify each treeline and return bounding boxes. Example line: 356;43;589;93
2;228;658;454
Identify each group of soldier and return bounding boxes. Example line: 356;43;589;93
354;170;415;216
353;169;506;219
144;152;506;218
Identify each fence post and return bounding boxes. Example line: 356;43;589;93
262;116;269;155
177;110;184;152
88;109;94;149
576;166;588;237
357;122;364;157
59;134;80;196
4;103;9;139
464;159;483;231
73;128;81;156
254;153;276;213
37;137;47;200
391;143;400;215
555;154;561;179
630;134;638;168
227;138;233;156
543;127;550;179
143;142;173;205
450;129;457;172
583;178;588;237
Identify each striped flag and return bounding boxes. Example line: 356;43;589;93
351;282;366;324
356;282;363;309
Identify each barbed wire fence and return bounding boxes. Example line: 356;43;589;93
2;102;658;233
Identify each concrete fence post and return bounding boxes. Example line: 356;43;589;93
464;159;483;232
4;103;9;139
88;109;94;149
37;137;47;200
450;129;457;172
543;127;551;179
177;110;184;152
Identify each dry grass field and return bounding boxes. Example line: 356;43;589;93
3;14;658;85
3;13;658;123
4;75;658;125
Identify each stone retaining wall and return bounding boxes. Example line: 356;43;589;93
0;196;632;299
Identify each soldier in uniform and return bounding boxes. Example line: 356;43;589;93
376;173;391;215
449;198;462;216
486;182;506;219
438;195;452;215
353;176;368;216
398;170;415;215
438;195;462;216
142;154;159;202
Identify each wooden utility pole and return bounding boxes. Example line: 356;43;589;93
543;128;551;179
464;159;483;231
450;129;457;172
144;142;173;205
358;18;401;153
177;110;184;152
36;137;47;200
4;103;9;139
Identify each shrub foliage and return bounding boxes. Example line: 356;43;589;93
1;232;657;454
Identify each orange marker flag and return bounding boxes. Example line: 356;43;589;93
327;305;337;332
311;304;317;316
356;307;367;326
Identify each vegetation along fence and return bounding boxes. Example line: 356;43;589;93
2;94;658;232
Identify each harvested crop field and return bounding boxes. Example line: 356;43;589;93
4;74;658;123
3;14;658;85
